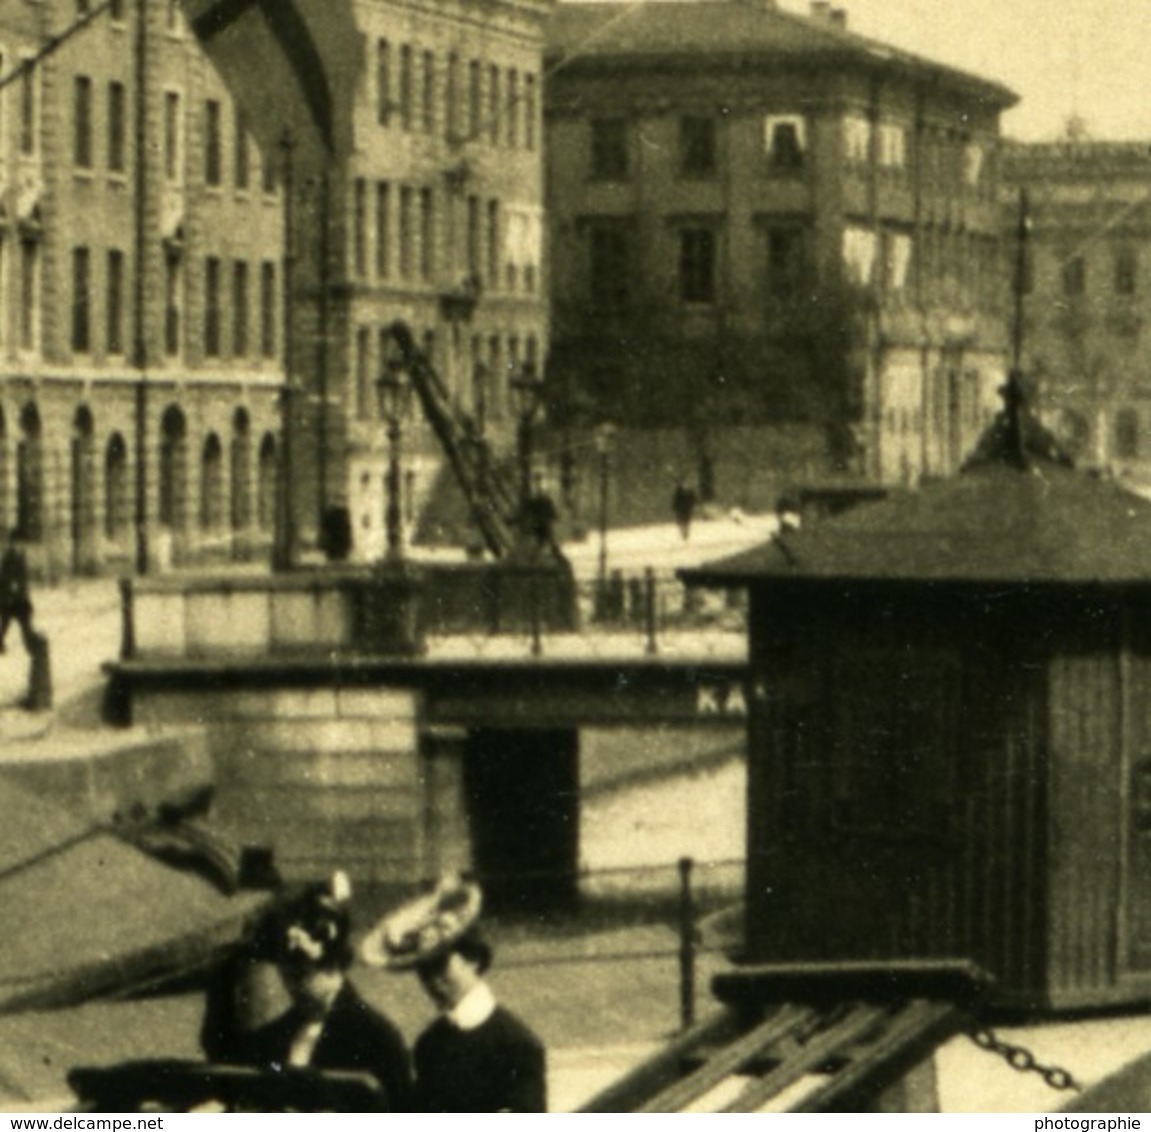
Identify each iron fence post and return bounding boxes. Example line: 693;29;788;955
119;576;135;660
678;855;697;1030
645;567;658;655
530;573;543;657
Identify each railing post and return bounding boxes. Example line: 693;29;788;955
529;572;543;658
119;575;136;660
678;855;697;1030
644;567;658;656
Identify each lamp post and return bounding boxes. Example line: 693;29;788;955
377;351;414;564
594;421;617;594
509;362;543;512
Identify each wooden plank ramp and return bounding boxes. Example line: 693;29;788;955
578;961;990;1113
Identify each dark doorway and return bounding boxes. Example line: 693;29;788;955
464;728;579;914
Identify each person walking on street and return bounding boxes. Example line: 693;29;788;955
0;528;34;654
672;480;697;541
361;875;547;1113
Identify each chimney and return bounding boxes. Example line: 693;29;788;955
830;7;847;28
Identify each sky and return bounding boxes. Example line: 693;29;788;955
774;0;1151;142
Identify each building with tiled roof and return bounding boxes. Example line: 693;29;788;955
544;0;1018;487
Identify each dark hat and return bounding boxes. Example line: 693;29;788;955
274;871;354;971
359;875;483;971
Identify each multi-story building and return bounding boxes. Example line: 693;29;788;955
0;0;284;578
544;0;1017;486
1002;140;1151;478
203;0;553;562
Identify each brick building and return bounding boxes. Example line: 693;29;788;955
0;0;283;578
1002;140;1151;478
544;0;1017;487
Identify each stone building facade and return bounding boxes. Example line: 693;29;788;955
1002;141;1151;478
0;0;284;578
544;0;1017;486
276;0;552;561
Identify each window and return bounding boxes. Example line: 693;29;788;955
74;76;93;168
262;146;276;193
524;74;536;151
399;45;412;131
376;39;391;125
591;118;628;180
844;115;870;164
1062;254;1086;297
204;256;221;357
260;262;276;358
467;195;480;277
488;64;501;146
356;327;371;418
883;231;913;292
108;81;126;173
353;178;366;277
486;199;499;288
163;90;182;182
765;225;807;299
1116;408;1140;460
680;116;716;178
234;117;249;190
1116;246;1138;296
445;53;459;141
506;69;518;147
419;187;434;280
422;50;435;134
232;260;248;356
109;0;125;21
679;228;716;304
164;254;181;356
204;100;222;186
878;123;906;169
19;60;38;156
376;182;390;277
468;61;481;141
19;240;38;352
589;224;630;309
843;225;878;285
399;187;413;278
106;249;124;355
166;0;181;32
765;116;805;169
964;143;983;188
487;65;500;145
71;247;91;352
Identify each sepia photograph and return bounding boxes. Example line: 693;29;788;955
0;0;1150;1114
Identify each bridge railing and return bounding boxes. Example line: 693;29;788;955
426;570;747;661
118;569;747;662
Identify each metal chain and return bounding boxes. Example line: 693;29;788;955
968;1026;1082;1093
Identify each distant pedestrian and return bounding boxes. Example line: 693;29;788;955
0;527;34;655
672;480;697;541
523;474;560;559
361;875;547;1113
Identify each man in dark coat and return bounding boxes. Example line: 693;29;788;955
360;876;546;1113
201;872;412;1111
0;527;34;654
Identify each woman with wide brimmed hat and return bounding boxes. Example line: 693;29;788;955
361;874;546;1113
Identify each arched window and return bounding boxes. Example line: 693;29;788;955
158;405;187;529
16;402;43;541
257;432;276;531
104;432;129;540
200;432;224;531
71;406;96;570
230;407;251;533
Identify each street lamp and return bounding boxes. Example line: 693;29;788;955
509;362;544;512
376;350;414;563
594;421;617;594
